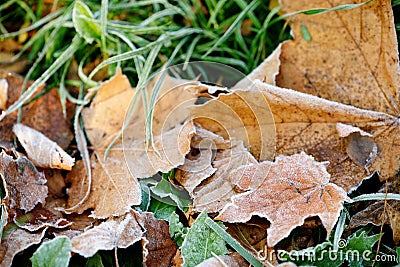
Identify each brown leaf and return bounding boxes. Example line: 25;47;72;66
0;150;47;212
13;123;75;170
71;210;143;257
66;151;141;219
0;79;7;110
0;72;74;150
217;153;350;246
276;0;400;115
193;138;257;213
0;228;46;267
140;212;178;267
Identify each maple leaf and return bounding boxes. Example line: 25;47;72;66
217;153;350;247
193;0;400;193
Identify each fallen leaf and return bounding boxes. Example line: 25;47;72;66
348;179;400;244
71;210;143;258
0;150;47;212
192;138;257;213
66;153;140;218
0;72;74;150
0;228;46;267
13;123;75;170
217;153;350;247
276;0;399;114
140;212;178;267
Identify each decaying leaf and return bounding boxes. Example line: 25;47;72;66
71;210;143;257
140;212;178;267
0;228;46;267
0;150;47;212
0;72;74;150
13;123;75;170
217;153;350;246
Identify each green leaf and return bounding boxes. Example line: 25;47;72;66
85;253;104;267
168;212;188;246
139;182;151;211
0;204;7;240
30;236;71;267
301;24;311;41
149;198;176;221
72;1;101;44
150;178;191;211
181;211;229;267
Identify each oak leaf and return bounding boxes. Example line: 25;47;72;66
217;153;350;246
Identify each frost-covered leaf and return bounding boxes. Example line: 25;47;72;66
0;73;73;150
148;198;176;221
168;212;187;246
71;211;143;257
72;1;101;44
0;150;47;212
30;236;71;267
141;212;178;267
217;153;350;246
13;123;75;170
150;178;191;211
181;211;229;267
0;228;46;267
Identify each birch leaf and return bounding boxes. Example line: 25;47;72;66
217;153;350;247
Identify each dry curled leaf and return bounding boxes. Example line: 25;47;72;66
71;210;143;257
13;123;75;170
217;152;350;247
140;212;178;267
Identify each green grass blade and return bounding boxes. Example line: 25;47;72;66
88;28;202;79
0;35;83;121
333;210;346;251
352;193;400;202
100;0;108;55
270;0;372;26
202;0;259;57
233;0;261;28
205;217;263;267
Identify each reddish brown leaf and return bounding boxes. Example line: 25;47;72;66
140;212;178;267
217;152;350;246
